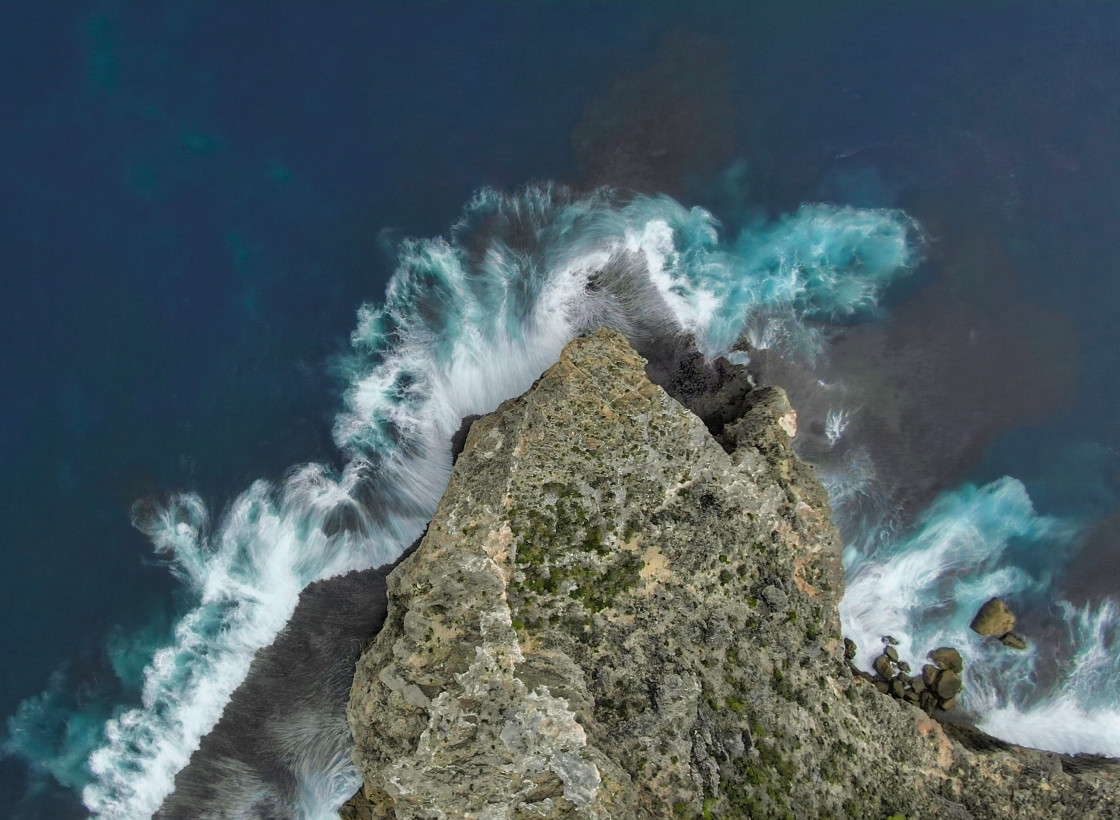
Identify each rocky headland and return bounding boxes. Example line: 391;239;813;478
342;329;1119;819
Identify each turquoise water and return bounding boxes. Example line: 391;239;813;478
3;3;1120;817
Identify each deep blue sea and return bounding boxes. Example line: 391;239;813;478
3;2;1120;817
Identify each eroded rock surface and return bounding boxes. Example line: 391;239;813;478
347;329;1118;819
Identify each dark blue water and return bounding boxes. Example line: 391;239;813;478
3;2;1120;816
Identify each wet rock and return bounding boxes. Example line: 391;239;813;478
884;645;899;663
922;664;941;689
1000;632;1028;650
929;647;964;673
935;670;963;701
844;637;857;660
971;597;1016;637
873;653;895;680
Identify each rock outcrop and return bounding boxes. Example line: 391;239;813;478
346;329;1119;819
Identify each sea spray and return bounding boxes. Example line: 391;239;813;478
4;184;919;818
839;477;1120;758
976;599;1120;755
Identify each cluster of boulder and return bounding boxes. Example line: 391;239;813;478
848;638;965;714
845;597;1030;717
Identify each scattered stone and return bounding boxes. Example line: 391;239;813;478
971;597;1016;637
868;645;966;716
844;637;857;660
882;635;900;646
941;696;959;712
929;647;964;673
1000;632;1028;650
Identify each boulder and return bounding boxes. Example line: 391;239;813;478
971;597;1016;637
935;670;963;701
873;653;895;680
922;664;941;689
928;647;964;673
1000;632;1028;650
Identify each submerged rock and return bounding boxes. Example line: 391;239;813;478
1001;631;1029;650
346;330;1119;819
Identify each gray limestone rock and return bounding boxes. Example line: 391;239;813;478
346;329;1120;819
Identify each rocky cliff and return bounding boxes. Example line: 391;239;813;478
344;329;1118;819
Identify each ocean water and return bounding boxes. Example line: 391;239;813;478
3;2;1120;817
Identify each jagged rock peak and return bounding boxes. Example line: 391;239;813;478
346;329;1118;819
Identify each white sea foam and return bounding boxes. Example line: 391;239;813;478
824;408;850;447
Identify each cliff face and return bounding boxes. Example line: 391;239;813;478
346;329;1118;819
